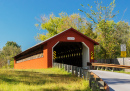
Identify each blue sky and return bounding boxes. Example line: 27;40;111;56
0;0;129;51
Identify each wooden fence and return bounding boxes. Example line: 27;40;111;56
53;62;109;91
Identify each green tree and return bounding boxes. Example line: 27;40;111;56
79;0;118;25
35;12;96;41
115;21;130;57
0;41;21;68
116;21;130;44
79;0;124;60
5;41;21;48
95;20;118;59
94;20;130;59
127;38;130;57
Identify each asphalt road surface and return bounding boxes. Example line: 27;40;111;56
90;70;130;91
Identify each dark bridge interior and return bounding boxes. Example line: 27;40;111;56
53;42;82;67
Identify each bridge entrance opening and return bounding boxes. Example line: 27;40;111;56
52;42;89;68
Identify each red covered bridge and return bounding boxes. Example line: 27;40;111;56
14;28;99;69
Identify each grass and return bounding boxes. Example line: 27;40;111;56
0;68;91;91
97;68;130;74
112;70;130;74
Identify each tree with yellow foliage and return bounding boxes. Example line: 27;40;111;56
35;12;96;41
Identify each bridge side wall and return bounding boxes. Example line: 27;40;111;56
14;44;48;69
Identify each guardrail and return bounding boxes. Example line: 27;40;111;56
90;63;130;72
53;62;109;91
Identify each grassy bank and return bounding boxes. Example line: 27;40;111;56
0;68;91;91
98;68;130;74
113;70;130;74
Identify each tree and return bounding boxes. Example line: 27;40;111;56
79;0;118;25
116;21;130;44
115;21;130;57
94;20;118;59
0;41;21;68
127;38;130;57
35;12;96;41
0;49;1;54
94;20;130;59
5;41;21;48
79;0;123;60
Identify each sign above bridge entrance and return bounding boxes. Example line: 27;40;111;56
67;37;75;40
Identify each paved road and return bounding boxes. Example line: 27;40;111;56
90;70;130;91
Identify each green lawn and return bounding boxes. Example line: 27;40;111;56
98;68;130;74
113;70;130;74
0;68;91;91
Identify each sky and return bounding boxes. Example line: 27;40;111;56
0;0;130;51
